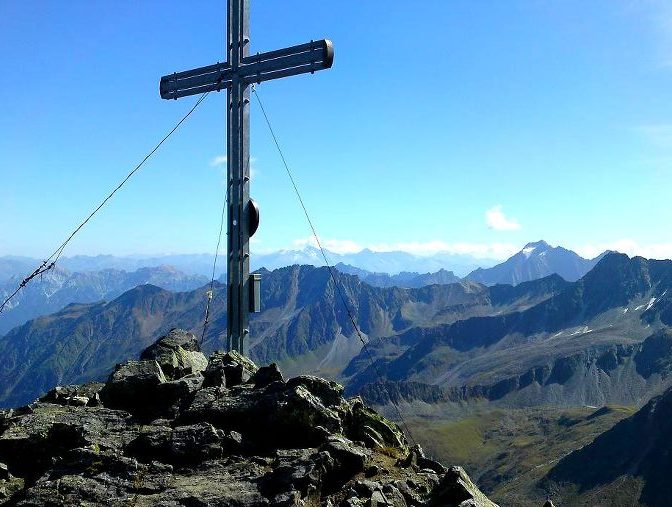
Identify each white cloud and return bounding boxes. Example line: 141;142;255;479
368;241;518;259
288;238;518;260
210;155;259;180
635;124;672;150
210;155;227;167
292;237;363;254
485;205;521;231
648;1;672;68
574;239;672;260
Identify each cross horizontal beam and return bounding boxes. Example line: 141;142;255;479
160;39;333;100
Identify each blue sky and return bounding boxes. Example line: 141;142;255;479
2;1;672;261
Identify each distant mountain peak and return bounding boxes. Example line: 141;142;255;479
521;240;552;258
524;240;550;249
466;240;597;286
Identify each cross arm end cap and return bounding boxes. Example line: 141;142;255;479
323;39;334;68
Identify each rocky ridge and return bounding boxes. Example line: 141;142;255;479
358;329;672;407
0;329;498;506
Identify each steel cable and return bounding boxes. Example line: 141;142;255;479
252;85;418;446
0;91;211;316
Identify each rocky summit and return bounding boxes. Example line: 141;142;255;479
0;329;497;507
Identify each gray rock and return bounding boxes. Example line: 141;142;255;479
382;483;407;507
354;480;381;497
222;430;244;453
127;422;223;464
428;466;499;507
393;480;423;506
0;408;12;424
321;435;369;481
261;448;328;502
287;375;344;407
154;373;204;416
170;423;222;461
0;404;133;480
417;456;447;475
140;329;208;380
39;382;105;407
346;399;407;452
369;490;387;507
99;360;167;415
0;474;23;500
250;363;285;388
203;350;259;388
86;392;102;407
0;462;8;480
181;382;342;448
365;464;380;478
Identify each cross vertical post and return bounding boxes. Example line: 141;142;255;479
159;1;333;356
226;0;251;354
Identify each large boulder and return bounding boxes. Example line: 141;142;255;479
320;435;369;484
154;372;204;417
180;382;342;449
250;363;285;388
140;329;207;380
428;466;499;507
99;360;167;416
345;398;408;452
126;422;225;464
0;403;133;480
287;375;344;407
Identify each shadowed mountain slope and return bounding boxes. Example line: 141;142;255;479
347;254;672;407
334;263;461;288
545;370;672;507
0;265;566;408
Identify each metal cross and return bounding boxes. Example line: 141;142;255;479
159;0;333;355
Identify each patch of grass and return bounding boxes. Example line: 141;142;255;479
410;415;498;465
402;404;635;507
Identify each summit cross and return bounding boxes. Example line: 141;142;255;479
159;0;333;355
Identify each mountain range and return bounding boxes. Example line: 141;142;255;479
333;263;461;288
349;253;672;408
254;246;498;277
2;252;670;412
0;247;495;281
1;242;605;285
0;240;609;337
0;262;569;408
0;265;207;336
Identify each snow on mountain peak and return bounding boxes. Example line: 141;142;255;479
522;246;536;258
520;240;552;258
